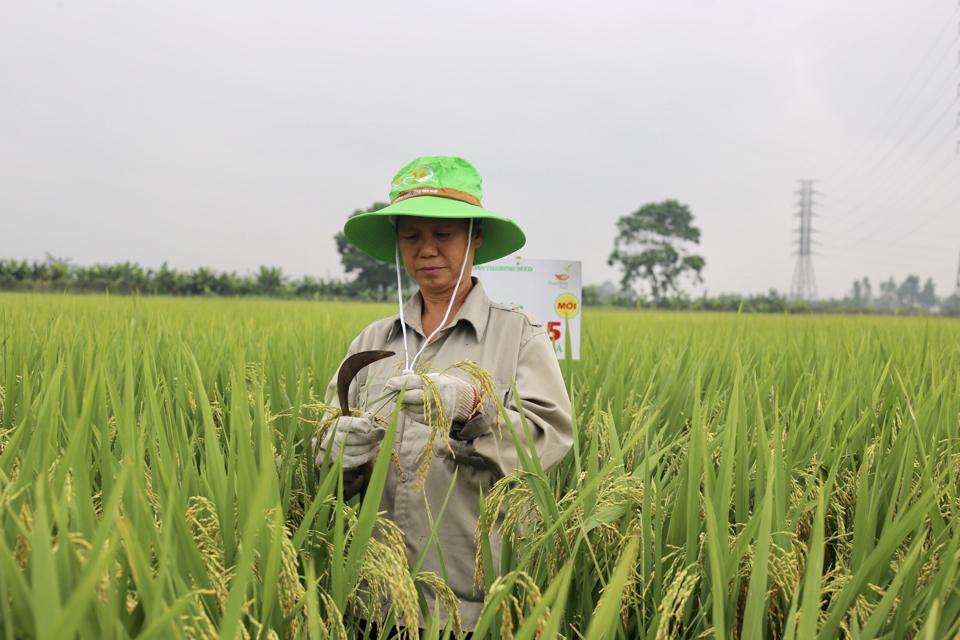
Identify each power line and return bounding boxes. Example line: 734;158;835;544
834;5;960;242
817;248;956;280
955;250;960;296
821;5;960;189
834;92;959;216
824;37;960;250
823;24;959;226
826;86;960;235
830;39;959;194
826;66;960;242
820;236;959;257
831;155;960;245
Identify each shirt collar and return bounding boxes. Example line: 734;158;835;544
388;276;491;343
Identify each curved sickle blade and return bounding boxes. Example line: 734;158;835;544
336;350;395;414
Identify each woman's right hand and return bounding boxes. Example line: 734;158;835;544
312;413;385;469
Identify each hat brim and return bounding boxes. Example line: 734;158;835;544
343;196;525;265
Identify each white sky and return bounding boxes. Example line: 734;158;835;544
2;0;959;299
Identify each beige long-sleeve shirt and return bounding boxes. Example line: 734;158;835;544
324;277;573;630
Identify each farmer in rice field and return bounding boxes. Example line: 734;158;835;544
315;155;573;634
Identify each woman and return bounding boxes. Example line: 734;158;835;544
317;155;573;633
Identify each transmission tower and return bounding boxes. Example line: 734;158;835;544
954;249;960;297
790;180;819;301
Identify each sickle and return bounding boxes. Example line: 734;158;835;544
337;350;395;414
335;349;394;501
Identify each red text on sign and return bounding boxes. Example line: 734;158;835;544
547;321;561;342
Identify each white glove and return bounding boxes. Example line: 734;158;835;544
312;413;385;470
385;372;479;427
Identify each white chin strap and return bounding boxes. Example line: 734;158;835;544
395;218;474;374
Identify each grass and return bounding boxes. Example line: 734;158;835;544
0;292;959;638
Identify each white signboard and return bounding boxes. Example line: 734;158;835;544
473;258;582;360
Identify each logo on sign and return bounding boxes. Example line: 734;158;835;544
554;293;579;319
548;263;574;289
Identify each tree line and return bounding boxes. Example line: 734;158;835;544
6;199;959;316
0;257;376;300
2;200;708;303
8;254;954;316
584;280;960;316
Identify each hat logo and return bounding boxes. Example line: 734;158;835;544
393;164;435;188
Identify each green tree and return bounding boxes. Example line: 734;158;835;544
879;276;898;310
187;267;219;296
256;266;285;295
43;254;70;286
850;279;864;307
861;277;873;306
848;276;873;309
116;261;148;293
898;274;921;308
942;293;960;316
153;262;182;295
216;271;242;296
919;277;936;310
334;202;396;301
607;199;705;304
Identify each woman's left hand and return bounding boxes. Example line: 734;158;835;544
385;372;479;426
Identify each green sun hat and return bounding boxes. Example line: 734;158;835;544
343;155;526;265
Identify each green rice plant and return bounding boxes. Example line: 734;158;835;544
1;292;959;638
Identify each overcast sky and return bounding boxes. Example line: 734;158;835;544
2;0;959;299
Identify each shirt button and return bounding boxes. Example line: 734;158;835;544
400;472;409;483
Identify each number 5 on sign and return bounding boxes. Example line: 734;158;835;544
547;321;561;343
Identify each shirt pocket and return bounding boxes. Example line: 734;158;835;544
487;379;514;419
496;379;513;409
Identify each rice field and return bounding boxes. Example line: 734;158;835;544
1;291;959;639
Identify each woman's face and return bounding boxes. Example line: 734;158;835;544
396;216;483;294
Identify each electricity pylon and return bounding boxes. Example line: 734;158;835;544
790;180;819;301
954;249;960;297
